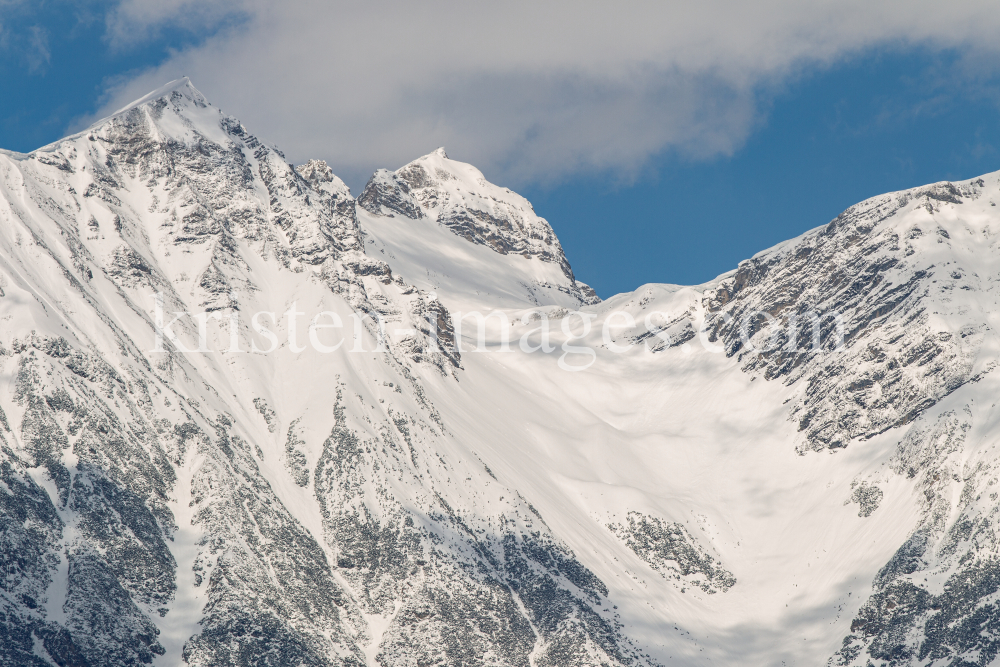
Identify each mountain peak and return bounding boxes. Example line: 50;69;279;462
356;149;600;309
115;76;204;110
401;147;484;189
100;77;209;126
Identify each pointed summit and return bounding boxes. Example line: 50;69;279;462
74;76;236;152
72;77;215;140
27;78;216;155
108;77;208;117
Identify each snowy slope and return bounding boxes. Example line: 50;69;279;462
1;78;1000;667
357;148;599;313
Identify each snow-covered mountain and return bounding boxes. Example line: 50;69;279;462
357;147;599;312
2;77;1000;667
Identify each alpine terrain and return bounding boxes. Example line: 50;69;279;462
3;78;1000;667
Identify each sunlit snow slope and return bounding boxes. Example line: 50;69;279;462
2;78;1000;667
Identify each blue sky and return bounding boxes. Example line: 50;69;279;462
526;49;1000;294
2;2;999;297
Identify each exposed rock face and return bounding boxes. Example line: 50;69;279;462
830;399;1000;666
702;181;992;451
309;388;636;667
296;159;352;200
357;169;425;221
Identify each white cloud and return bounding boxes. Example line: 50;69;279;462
88;0;1000;190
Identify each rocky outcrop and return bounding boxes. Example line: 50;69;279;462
609;513;735;595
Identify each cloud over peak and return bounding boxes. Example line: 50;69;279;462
91;1;1000;188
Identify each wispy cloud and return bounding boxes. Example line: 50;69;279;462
103;0;253;49
86;1;1000;189
25;24;49;73
0;0;59;76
